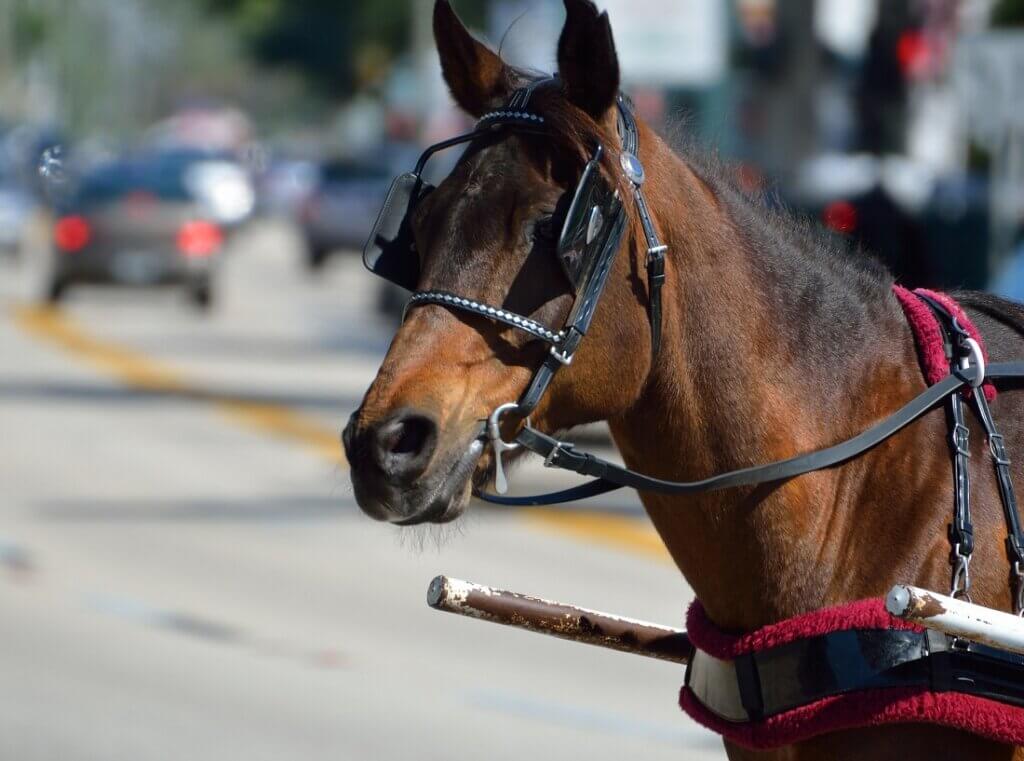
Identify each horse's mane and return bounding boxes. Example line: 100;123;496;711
523;81;897;349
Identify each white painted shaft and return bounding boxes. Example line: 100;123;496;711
886;584;1024;655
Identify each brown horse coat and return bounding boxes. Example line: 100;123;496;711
344;2;1024;758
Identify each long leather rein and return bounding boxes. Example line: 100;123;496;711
477;361;1024;506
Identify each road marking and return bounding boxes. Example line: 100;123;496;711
522;508;670;561
12;305;668;561
12;305;342;462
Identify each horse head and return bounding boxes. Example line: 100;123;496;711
343;0;657;525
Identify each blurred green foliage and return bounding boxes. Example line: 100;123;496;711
992;0;1024;26
195;0;486;96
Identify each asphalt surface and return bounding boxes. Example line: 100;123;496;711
0;220;724;760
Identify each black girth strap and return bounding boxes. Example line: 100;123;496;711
476;361;1024;506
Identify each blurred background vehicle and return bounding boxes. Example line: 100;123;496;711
297;157;391;269
45;154;225;308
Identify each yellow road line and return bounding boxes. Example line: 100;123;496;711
13;305;342;462
13;305;668;562
522;508;671;562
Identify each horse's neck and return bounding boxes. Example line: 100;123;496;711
610;132;924;630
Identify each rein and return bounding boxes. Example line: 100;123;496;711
478;361;1024;505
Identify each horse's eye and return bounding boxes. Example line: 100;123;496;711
533;215;558;246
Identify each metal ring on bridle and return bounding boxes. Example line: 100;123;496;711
487;402;523;449
960;337;986;389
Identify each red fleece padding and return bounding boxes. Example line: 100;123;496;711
685;598;922;660
681;598;1024;749
680;685;1024;750
892;284;996;402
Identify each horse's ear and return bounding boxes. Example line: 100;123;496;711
557;0;620;119
434;0;510;117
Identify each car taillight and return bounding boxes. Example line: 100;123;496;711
54;215;91;252
823;200;858;235
177;220;223;258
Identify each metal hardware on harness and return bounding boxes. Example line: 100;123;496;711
951;547;972;602
486;403;522;496
949;385;974;602
974;378;1024;615
549;345;573;366
620;151;645;185
544;440;573;468
960;337;986;388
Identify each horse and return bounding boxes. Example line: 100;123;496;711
342;1;1024;758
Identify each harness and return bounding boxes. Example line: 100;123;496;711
364;80;666;492
362;81;1024;746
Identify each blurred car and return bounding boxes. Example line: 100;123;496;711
298;158;391;269
787;153;990;289
45;156;226;309
255;156;319;218
145;147;255;228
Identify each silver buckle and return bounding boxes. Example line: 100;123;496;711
550;346;573;366
543;440;573;468
951;546;972;602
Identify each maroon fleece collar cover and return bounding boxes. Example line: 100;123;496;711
680;599;1024;749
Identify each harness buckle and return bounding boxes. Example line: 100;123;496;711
951;424;971;458
543;441;574;468
549;345;574;366
990;433;1012;467
951;546;972;601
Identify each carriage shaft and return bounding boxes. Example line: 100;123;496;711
427;576;693;665
887;584;1024;655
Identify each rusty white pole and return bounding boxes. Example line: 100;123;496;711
886;584;1024;655
427;576;693;665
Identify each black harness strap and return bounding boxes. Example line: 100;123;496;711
975;389;1024;613
477;362;1024;506
617;96;666;360
919;293;1024;613
916;293;976;600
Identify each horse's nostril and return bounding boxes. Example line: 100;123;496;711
373;411;438;483
389;418;430;455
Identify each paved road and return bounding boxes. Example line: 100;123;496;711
0;221;724;760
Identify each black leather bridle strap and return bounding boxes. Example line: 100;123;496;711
476;362;1024;506
617;97;666;360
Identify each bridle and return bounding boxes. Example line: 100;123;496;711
364;78;667;492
